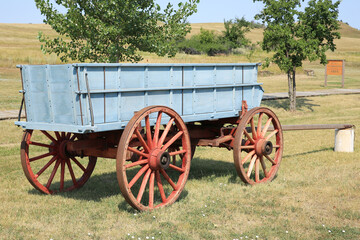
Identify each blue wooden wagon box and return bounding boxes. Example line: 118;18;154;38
15;63;263;133
16;63;283;211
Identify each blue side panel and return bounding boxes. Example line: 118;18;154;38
216;88;234;112
120;67;145;89
215;66;234;85
244;66;257;83
24;65;50;123
121;92;145;121
48;65;75;124
105;67;119;123
194;89;213;114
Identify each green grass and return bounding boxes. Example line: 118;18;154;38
0;21;360;239
1;94;360;239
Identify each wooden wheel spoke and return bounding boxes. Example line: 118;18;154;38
240;145;255;150
29;151;55;162
66;159;77;186
241;150;255;164
149;172;155;208
137;168;152;203
55;132;61;140
261;118;273;137
265;129;278;141
70;134;77;141
161;131;183;151
247;155;257;177
128;165;149;189
22;130;97;194
255;158;260;182
29;141;54;149
35;155;58;178
128;147;149;158
158;118;175;148
155;170;166;203
135;128;150;153
243;130;255;144
251;118;257;140
169;164;185;173
160;169;177;190
153;111;163;146
260;157;269;178
125;159;149;169
60;160;65;191
145;116;153;149
257;113;264;137
274;145;280;148
169;149;187;156
41;130;57;143
46;158;61;189
265;154;276;165
70;157;86;172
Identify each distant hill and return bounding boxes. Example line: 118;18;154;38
337;22;360;38
189;21;360;40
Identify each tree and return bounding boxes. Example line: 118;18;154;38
35;0;199;63
222;17;252;49
254;0;341;111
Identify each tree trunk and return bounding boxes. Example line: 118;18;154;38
287;68;296;111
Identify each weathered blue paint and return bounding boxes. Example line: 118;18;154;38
15;63;264;133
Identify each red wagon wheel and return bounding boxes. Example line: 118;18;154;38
117;106;191;211
233;107;283;185
21;130;97;194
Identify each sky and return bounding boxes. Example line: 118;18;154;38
0;0;359;30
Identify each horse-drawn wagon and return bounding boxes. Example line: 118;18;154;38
16;63;283;210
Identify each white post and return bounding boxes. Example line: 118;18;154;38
334;127;355;152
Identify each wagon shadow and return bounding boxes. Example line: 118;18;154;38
28;157;243;205
262;98;320;111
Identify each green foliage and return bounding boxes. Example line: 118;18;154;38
178;28;230;56
35;0;199;63
254;0;341;111
254;0;341;71
178;18;254;56
222;17;252;49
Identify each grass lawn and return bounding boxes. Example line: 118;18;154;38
0;94;359;240
0;22;359;239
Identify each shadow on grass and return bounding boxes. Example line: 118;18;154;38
283;147;333;159
262;98;320;111
27;157;242;207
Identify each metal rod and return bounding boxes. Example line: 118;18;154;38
18;96;24;121
85;73;95;127
76;68;84;125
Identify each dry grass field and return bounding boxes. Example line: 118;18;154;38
0;22;359;239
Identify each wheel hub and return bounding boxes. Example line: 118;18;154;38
255;139;273;156
149;149;170;170
262;141;273;155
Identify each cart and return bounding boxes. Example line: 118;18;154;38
16;63;283;211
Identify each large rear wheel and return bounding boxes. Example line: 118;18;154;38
117;106;191;211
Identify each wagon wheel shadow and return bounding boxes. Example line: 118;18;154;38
27;157;244;206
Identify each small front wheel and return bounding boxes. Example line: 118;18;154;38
117;106;191;211
233;107;283;185
21;130;97;194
